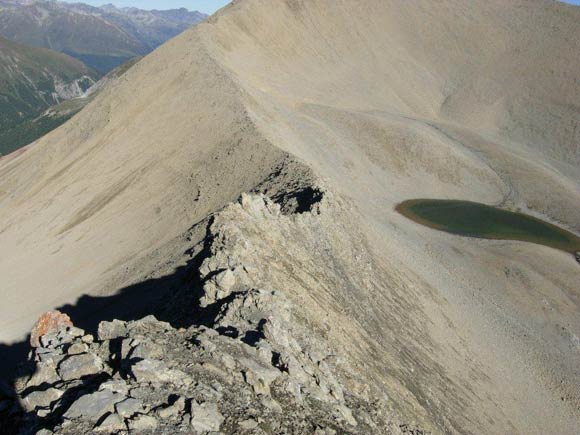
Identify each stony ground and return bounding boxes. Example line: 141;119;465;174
4;194;429;435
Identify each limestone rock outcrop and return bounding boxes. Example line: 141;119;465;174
8;193;428;435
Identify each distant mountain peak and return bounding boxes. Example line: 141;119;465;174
0;0;207;73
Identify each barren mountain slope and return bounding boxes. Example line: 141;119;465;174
0;0;579;434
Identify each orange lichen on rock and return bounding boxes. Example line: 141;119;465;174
30;311;73;348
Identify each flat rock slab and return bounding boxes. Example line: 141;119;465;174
131;359;191;385
64;390;126;421
94;413;126;432
22;388;63;412
190;401;224;432
58;353;104;381
115;397;145;418
128;414;158;432
98;319;128;341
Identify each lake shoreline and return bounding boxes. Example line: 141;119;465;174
396;199;580;258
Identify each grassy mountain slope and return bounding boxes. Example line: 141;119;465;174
0;35;96;155
0;57;138;155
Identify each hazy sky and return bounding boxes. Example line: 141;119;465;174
60;1;231;14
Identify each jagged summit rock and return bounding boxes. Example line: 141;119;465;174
13;294;394;434
29;311;74;348
9;193;417;434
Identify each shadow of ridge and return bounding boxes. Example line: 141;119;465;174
0;225;214;434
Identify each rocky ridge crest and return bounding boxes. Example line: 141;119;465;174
7;192;428;434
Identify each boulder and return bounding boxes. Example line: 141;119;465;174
130;359;191;385
99;379;130;395
239;357;281;396
97;319;128;341
190;401;224;433
239;418;259;429
157;396;185;419
94;413;126;432
128;414;158;432
21;388;63;412
35;347;66;365
58;353;104;381
26;362;60;388
64;390;125;421
30;311;73;348
66;343;89;355
334;404;358;427
115;397;145;418
129;340;164;360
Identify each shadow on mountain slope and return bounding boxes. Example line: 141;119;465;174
0;224;213;434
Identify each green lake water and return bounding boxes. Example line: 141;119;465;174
396;199;580;258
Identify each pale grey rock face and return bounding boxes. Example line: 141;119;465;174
81;334;94;344
66;342;89;355
57;353;104;381
21;388;63;412
130;359;192;386
130;359;167;383
36;348;66;365
128;340;164;360
239;357;280;396
64;390;125;420
26;362;60;388
94;412;126;432
97;319;128;341
115;397;145;418
189;401;224;433
127;414;158;432
239;418;259;430
157;396;185;419
99;379;130;395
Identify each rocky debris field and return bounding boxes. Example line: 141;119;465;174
3;193;429;435
13;313;372;435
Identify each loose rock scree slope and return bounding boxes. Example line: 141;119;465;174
1;0;579;434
